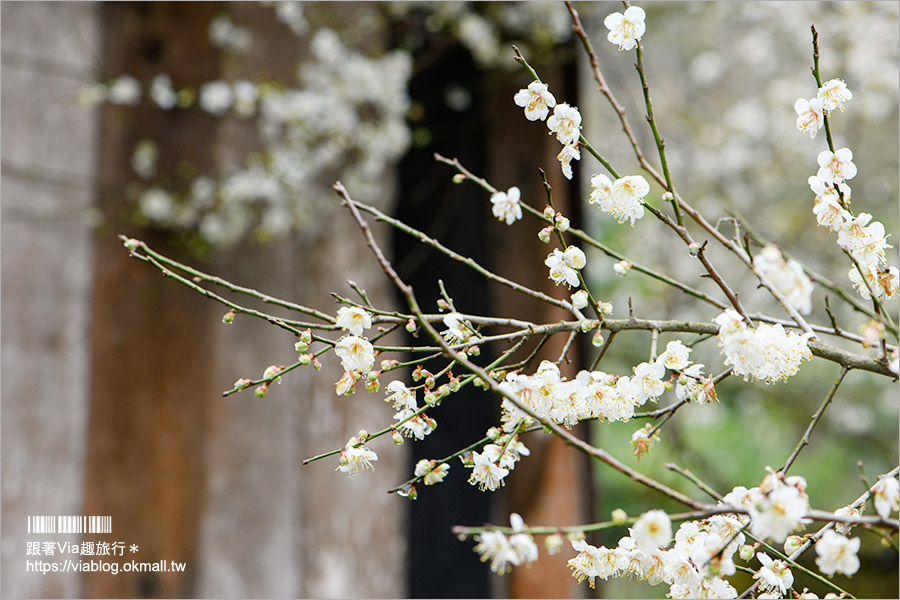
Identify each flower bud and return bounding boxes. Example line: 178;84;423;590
400;485;418;500
298;353;312;365
662;191;675;202
392;430;404;446
405;319;417;333
468;345;481;357
424;392;437;407
611;508;628;525
357;429;369;441
436;299;451;311
688;242;702;257
783;535;803;556
567;531;586;542
598;302;614;315
739;544;755;562
263;365;284;383
222;309;236;324
545;534;564;555
425;417;437;431
294;340;308;353
255;384;269;398
543;206;555;220
613;260;632;277
312;357;322;371
571;290;588;310
300;329;312;344
364;378;380;393
538;226;553;243
592;329;605;348
486;427;502;440
123;238;142;251
452;173;466;184
580;320;594;333
234;378;252;390
449;377;461;392
555;214;570;232
425;376;436;389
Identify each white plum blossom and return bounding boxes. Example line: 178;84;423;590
567;539;616;588
591;174;649;225
812;193;850;231
557;143;580;180
748;481;809;543
334;335;375;373
547;103;582;145
394;408;433;440
514;80;556;121
630;510;672;552
848;262;880;300
490;186;523;225
794;97;824;138
872;476;900;519
657;340;691;371
545;247;585;288
752;245;814;315
508;513;540;566
837;212;891;266
815;530;860;576
468;450;509;492
632;361;666;404
442;312;478;345
336;438;377;476
754;553;794;597
473;530;518;574
817;78;852;113
816;148;857;185
604;6;646;51
385;380;417;411
336;305;372;336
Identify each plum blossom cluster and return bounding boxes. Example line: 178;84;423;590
589;173;651;226
545;246;586;288
336;435;378;477
490;186;523;225
85;20;413;247
462;429;530;492
752;245;814;315
472;513;539;575
713;309;812;383
603;6;647;52
795;80;899;304
513;79;584;181
495;340;708;436
565;510;740;598
385;380;436;442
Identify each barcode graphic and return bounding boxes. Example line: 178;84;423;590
27;516;111;534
